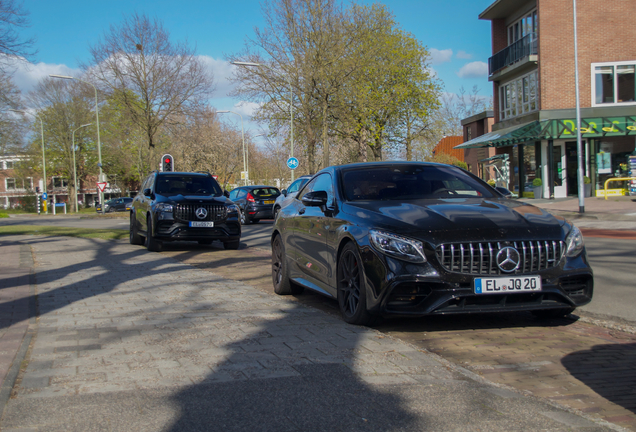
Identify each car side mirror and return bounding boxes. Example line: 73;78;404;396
281;189;287;197
495;186;512;198
301;190;328;207
224;190;230;198
143;188;152;198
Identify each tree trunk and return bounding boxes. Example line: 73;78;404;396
322;97;329;169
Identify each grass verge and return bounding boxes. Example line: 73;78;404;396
0;225;128;241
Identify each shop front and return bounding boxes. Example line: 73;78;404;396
456;114;636;199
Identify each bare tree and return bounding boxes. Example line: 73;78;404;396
83;13;215;149
0;69;23;153
0;0;35;71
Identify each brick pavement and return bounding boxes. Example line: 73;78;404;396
0;235;614;431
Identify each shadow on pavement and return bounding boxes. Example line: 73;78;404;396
561;342;636;415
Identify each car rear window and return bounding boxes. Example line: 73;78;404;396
155;175;223;196
251;188;280;198
341;165;496;201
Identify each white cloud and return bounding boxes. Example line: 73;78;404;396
456;50;472;59
198;55;235;98
429;48;453;65
457;61;488;78
11;60;80;94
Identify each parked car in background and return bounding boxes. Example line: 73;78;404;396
272;175;313;220
98;197;133;213
228;186;281;225
271;162;593;326
129;171;241;252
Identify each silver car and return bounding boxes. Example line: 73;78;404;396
272;175;313;219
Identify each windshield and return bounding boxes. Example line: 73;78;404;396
155;175;223;196
251;187;280;198
341;165;496;201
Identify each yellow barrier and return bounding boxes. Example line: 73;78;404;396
603;177;636;199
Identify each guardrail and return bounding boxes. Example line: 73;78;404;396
603;177;636;199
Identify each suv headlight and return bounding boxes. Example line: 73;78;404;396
369;230;426;263
156;203;174;212
565;225;585;257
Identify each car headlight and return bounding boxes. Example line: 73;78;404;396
565;225;585;257
369;230;427;263
156;203;174;212
227;204;239;213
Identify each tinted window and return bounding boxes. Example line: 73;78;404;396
341;165;495;201
229;189;239;200
155;175;223;196
251;187;280;198
299;173;333;205
237;189;247;199
288;178;308;193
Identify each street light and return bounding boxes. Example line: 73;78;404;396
217;110;247;186
572;0;585;214
49;74;104;214
72;123;92;213
231;61;295;182
10;109;47;213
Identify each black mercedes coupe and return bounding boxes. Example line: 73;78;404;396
271;162;593;326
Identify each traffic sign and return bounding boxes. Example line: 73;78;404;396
97;182;107;192
41;192;48;200
287;157;299;170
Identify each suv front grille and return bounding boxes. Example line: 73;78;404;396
174;204;227;222
435;240;565;275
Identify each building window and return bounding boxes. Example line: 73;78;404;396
6;178;16;190
592;61;636;106
508;9;537;44
52;177;69;188
5;161;14;169
25;177;33;190
499;70;538;120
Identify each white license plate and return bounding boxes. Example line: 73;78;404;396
475;276;541;294
189;221;214;227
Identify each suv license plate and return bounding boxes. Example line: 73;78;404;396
475;276;541;294
189;221;214;228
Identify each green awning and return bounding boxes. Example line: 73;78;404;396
455;121;547;149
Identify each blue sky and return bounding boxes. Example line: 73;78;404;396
17;0;495;131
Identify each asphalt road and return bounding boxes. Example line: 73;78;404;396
1;214;633;324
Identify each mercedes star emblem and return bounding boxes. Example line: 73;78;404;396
195;207;208;220
496;246;521;273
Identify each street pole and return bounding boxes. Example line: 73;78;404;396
231;61;295;182
10;110;47;213
573;0;585;213
217;110;247;186
72;123;92;213
50;74;104;214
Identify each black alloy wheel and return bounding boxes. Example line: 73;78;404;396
145;215;162;252
129;211;143;245
271;234;303;295
337;242;374;326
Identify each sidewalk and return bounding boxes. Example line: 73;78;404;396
0;235;616;431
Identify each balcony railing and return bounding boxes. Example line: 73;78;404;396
489;33;537;76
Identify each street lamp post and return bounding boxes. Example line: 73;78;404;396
49;74;104;214
231;61;295;182
217;110;247;186
10;109;47;213
572;0;585;214
72;123;92;213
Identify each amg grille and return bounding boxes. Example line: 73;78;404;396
435;240;565;275
174;204;227;222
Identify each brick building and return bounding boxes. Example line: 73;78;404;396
456;0;636;198
431;136;465;162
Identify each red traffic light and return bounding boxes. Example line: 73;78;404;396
165;158;171;163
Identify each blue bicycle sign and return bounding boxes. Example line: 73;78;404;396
287;157;299;170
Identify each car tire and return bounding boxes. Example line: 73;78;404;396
271;234;303;295
129;211;143;245
240;210;249;225
531;308;575;319
145;215;162;252
108;207;115;213
223;239;240;250
337;242;375;326
198;240;213;245
273;206;280;220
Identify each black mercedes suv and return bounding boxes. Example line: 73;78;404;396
130;171;241;252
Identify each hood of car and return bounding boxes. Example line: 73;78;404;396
343;198;567;243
